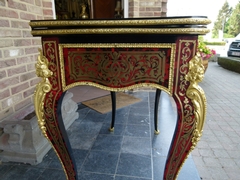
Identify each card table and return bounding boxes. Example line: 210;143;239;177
30;16;210;180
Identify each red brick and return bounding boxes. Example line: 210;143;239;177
0;19;10;27
0;59;16;68
162;3;167;12
140;1;155;6
8;0;27;11
0;89;10;100
20;71;36;82
42;1;52;8
14;97;32;111
25;47;39;55
11;82;29;94
30;77;41;86
2;94;23;109
33;54;39;61
11;20;30;29
14;39;32;46
37;15;44;20
44;16;54;20
146;7;161;11
32;38;41;45
129;0;139;6
0;7;19;18
155;1;162;6
128;13;134;18
43;9;53;16
129;6;138;12
23;86;35;98
3;48;25;58
35;0;42;6
7;65;27;77
17;55;34;64
22;30;32;37
21;0;35;5
154;12;162;17
0;70;6;79
20;12;36;20
0;0;6;6
0;39;13;48
139;12;154;17
161;12;166;17
27;5;43;15
0;76;19;89
27;63;35;71
0;29;21;37
139;7;145;11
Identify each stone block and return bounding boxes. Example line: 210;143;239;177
0;91;78;165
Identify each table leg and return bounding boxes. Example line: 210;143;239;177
154;89;161;135
35;48;78;180
163;55;206;179
58;93;78;179
109;91;116;131
35;90;78;180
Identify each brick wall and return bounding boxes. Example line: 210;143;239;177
0;0;53;120
128;0;167;18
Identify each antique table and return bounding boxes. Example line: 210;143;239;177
30;16;210;180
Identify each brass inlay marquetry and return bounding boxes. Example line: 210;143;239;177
167;39;204;179
174;53;207;179
41;41;76;180
29;17;211;27
169;40;206;179
31;28;210;36
59;43;175;95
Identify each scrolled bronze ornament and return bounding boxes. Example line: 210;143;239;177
34;49;53;137
185;53;207;150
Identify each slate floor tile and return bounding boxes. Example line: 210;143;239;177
70;121;102;135
81;151;119;174
117;153;152;179
127;114;150;126
72;149;89;170
99;123;126;136
82;110;107;123
115;175;151;180
91;134;123;152
78;171;114;180
0;165;13;179
121;136;151;156
124;124;150;137
69;133;98;150
129;106;150;116
37;168;66;180
0;165;44;180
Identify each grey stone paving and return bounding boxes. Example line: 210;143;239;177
192;61;240;180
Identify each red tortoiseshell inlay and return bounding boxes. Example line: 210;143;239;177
62;47;172;90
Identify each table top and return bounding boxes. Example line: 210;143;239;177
30;16;211;36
